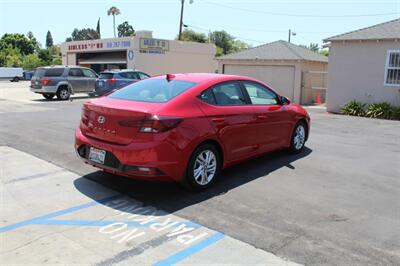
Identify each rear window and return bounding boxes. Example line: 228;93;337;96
44;68;64;77
99;73;114;79
108;78;198;103
33;68;46;77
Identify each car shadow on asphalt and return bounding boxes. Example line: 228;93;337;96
74;147;312;214
31;95;94;102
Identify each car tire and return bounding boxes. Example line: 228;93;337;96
13;77;20;82
182;143;221;191
56;86;70;101
42;93;55;100
288;121;307;154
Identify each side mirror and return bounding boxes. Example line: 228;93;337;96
280;96;290;105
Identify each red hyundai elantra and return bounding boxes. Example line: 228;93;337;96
75;73;310;190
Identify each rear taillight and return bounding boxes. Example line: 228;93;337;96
139;115;183;133
118;115;183;133
106;78;117;83
41;78;50;85
81;107;90;124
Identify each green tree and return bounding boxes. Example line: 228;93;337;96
0;47;22;67
52;57;62;65
65;28;100;42
22;54;42;69
308;43;319;52
38;49;52;65
117;21;135;37
210;31;234;55
0;33;35;55
96;18;101;38
27;31;41;52
177;29;207;43
107;6;121;38
231;40;251;53
48;45;60;57
46;30;53;48
299;43;329;57
320;49;329;56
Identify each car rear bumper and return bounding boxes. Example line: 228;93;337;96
75;128;187;182
30;86;57;94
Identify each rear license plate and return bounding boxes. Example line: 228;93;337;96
98;81;104;87
35;81;39;85
88;147;106;164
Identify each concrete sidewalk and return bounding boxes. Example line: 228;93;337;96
0;146;301;265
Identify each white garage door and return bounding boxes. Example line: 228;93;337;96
223;64;295;99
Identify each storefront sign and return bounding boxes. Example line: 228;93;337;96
67;40;131;51
139;38;169;54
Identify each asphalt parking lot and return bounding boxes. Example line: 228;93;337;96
1;81;399;265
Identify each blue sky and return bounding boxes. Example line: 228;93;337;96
0;0;399;48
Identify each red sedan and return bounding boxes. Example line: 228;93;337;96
75;73;310;190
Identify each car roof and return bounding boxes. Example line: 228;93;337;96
151;73;256;83
100;69;141;74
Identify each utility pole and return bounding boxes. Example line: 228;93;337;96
178;0;193;41
288;29;296;43
178;0;185;40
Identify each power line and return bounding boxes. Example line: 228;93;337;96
186;20;339;34
186;24;267;43
202;0;399;18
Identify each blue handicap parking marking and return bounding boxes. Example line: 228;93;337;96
1;193;225;265
153;232;225;266
0;194;121;233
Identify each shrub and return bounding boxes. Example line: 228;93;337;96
365;102;394;119
340;100;366;116
392;106;400;120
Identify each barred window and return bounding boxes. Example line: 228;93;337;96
384;50;400;85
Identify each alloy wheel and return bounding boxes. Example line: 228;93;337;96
293;124;306;150
193;150;217;185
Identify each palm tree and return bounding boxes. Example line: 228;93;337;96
107;6;121;37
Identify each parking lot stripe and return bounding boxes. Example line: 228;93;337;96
0;194;121;233
153;232;225;266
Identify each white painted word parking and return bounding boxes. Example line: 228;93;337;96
99;199;209;245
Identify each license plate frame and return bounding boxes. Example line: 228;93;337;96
88;147;106;164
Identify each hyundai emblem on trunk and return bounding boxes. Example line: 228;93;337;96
97;115;106;124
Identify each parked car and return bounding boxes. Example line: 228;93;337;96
75;73;310;190
0;67;23;82
95;70;150;96
23;70;34;80
30;66;98;100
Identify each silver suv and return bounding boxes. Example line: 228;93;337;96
30;66;98;100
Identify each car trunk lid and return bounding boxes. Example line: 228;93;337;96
80;97;162;145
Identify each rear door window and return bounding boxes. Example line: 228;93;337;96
108;78;198;103
211;82;246;106
33;68;46;78
44;68;64;77
69;68;84;77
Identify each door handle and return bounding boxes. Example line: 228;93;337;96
211;117;225;123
